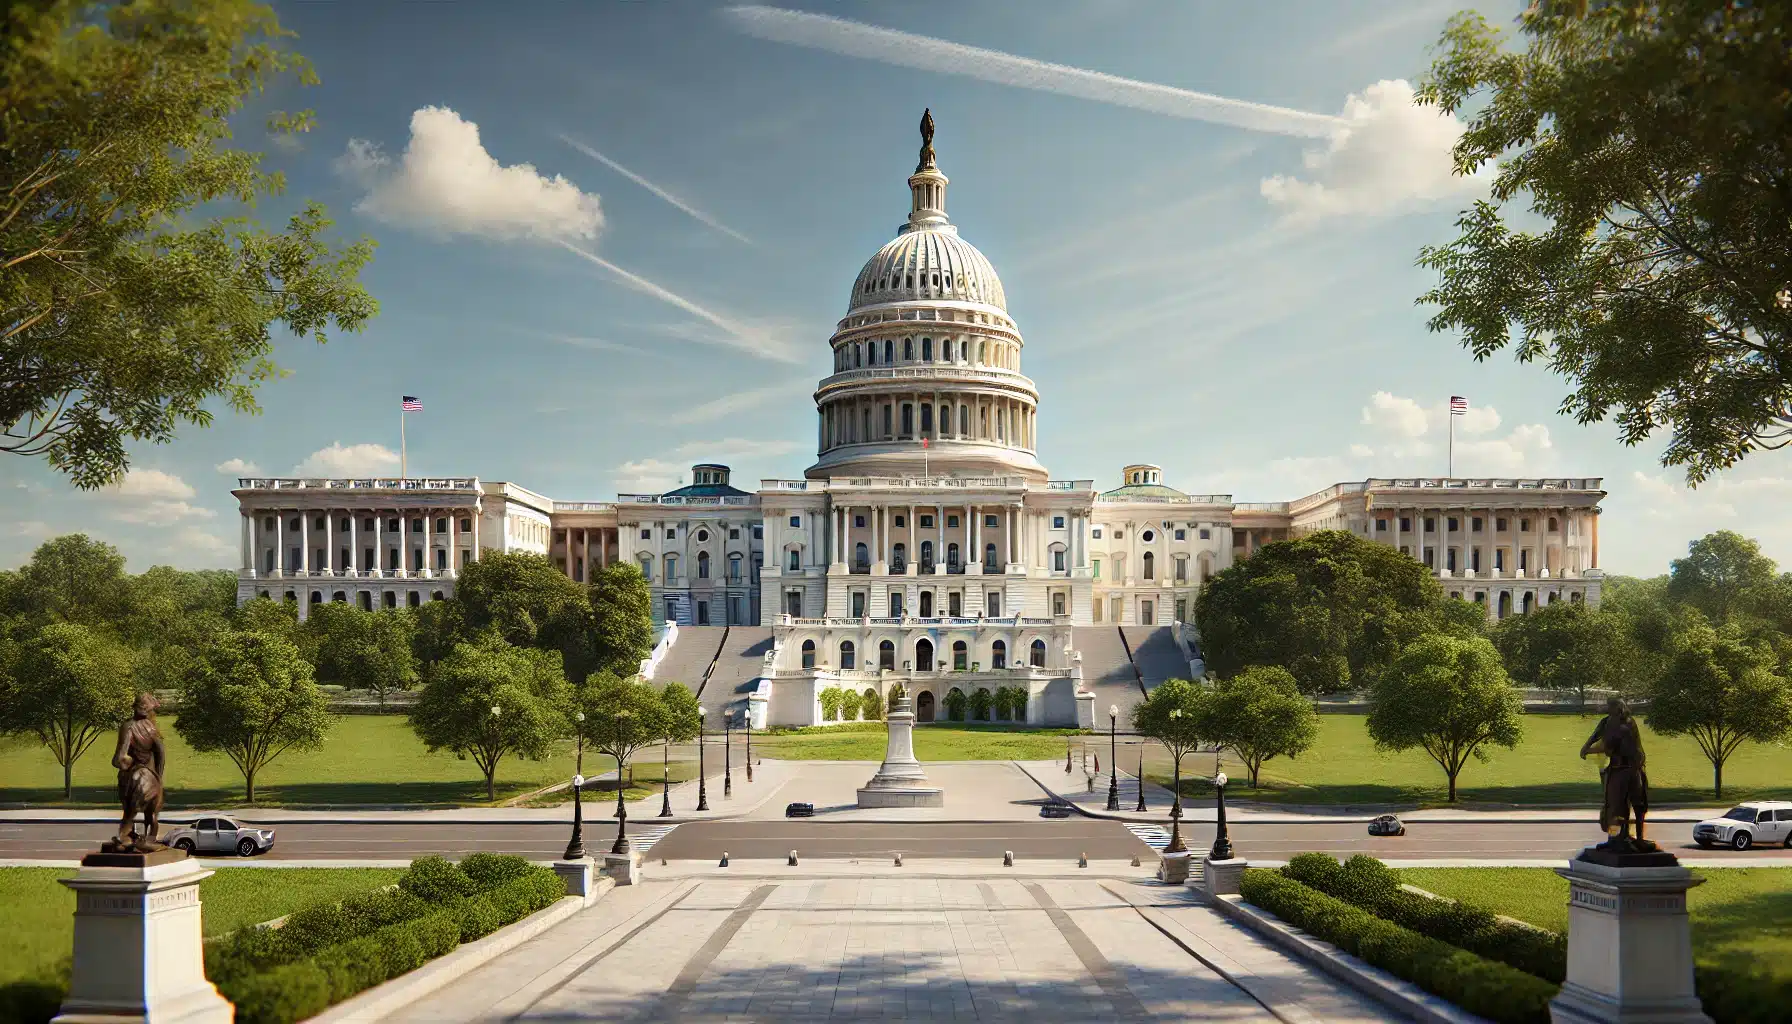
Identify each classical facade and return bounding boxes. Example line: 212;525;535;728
231;113;1605;727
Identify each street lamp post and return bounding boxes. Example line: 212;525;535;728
1210;772;1234;862
658;731;674;818
610;709;632;855
564;772;586;860
723;710;733;798
1064;735;1073;773
743;709;754;783
1165;708;1187;854
1135;749;1148;813
1106;704;1120;811
695;705;709;812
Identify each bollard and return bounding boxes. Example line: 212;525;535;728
720;852;730;867
894;853;903;867
1131;855;1141;867
1003;850;1014;867
1079;852;1088;868
788;849;799;866
661;858;668;867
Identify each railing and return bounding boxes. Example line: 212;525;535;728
828;475;1029;489
1096;493;1232;504
237;477;478;490
616;494;758;506
553;502;615;512
1046;480;1095;491
816;366;1037;390
240;568;457;581
778;615;1068;629
1234;502;1291;512
761;479;813;490
1366;477;1604;490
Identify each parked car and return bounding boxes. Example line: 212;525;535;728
165;816;275;856
1367;814;1406;837
1039;803;1073;819
785;802;814;818
1693;801;1792;850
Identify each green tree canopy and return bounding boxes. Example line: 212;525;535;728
1130;677;1209;773
1417;2;1792;485
1667;530;1781;625
408;635;570;801
1194;530;1454;693
451;552;591;672
657;681;702;745
576;674;668;780
1367;633;1524;802
7;534;131;628
303;603;418;702
1200;666;1320;787
1492;601;1640;708
1646;621;1792;799
584;563;655;680
174;628;331;802
2;0;378;488
0;622;136;797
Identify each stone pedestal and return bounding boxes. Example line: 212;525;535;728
857;693;944;808
1201;856;1248;898
54;851;232;1024
554;857;596;898
1157;851;1191;884
601;850;643;886
1550;849;1712;1024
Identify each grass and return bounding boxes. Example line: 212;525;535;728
0;866;403;1014
527;756;701;806
1143;714;1792;807
752;722;1085;761
0;715;584;807
1399;866;1792;979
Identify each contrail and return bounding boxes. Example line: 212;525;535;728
554;240;800;363
558;134;755;246
722;5;1345;139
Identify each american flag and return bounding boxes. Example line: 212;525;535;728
1450;396;1468;416
401;396;422;412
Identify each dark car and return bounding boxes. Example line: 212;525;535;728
785;802;814;818
1368;814;1406;837
1039;803;1073;819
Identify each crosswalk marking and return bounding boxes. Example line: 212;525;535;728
628;824;678;853
1126;823;1171;851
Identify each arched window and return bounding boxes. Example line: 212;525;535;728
664;554;678;581
920;591;934;617
945;338;955;360
953;640;968;670
960;405;969;436
921;337;933;361
991;640;1007;669
788;548;801;571
892;542;907;571
904;338;913;360
637;554;652;581
879;640;896;670
984;542;998;570
1143;551;1155;580
916;638;934;672
947;542;960;569
884;340;893;363
840;641;856;669
729;554;742;580
698;551;711;579
801;639;815;669
854;542;869;570
1031;638;1046;667
921;540;934;568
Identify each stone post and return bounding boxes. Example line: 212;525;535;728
856;690;944;807
1549;853;1711;1024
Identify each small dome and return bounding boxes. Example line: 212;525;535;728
848;229;1006;313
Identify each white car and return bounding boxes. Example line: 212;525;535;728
164;816;277;857
1692;801;1792;850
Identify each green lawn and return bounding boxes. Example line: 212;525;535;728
1144;714;1792;807
0;866;402;1019
752;722;1085;761
0;716;584;807
1400;866;1792;978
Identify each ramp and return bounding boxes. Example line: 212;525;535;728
650;626;727;691
1122;626;1192;687
1072;626;1148;722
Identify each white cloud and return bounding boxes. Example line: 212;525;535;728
294;442;401;478
614;458;686;493
107;468;195;501
112;501;216;526
1260;80;1489;221
1349;443;1376;458
339;107;604;243
722;5;1344;138
1361;391;1430;439
170;527;235;565
91;469;214;525
6;520;53;541
214;458;259;475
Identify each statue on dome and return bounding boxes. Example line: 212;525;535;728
917;108;936;172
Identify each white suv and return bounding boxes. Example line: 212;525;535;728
1692;801;1792;850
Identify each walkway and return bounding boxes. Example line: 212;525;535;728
386;874;1400;1023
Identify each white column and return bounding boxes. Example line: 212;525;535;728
471;506;480;563
399;511;408;575
449;512;459;574
275;512;285;575
240;513;251;573
300;511;311;574
351;514;360;573
326;509;335;574
424;511;434;576
374;513;383;574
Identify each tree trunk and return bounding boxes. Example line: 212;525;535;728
64;758;73;800
1447;769;1458;802
245;767;256;804
1713;759;1723;800
486;769;496;802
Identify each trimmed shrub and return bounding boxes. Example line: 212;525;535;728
339;887;427;934
457;896;504;941
1282;854;1567;983
399;855;477;904
1241;868;1556;1024
459;853;536;891
1698;963;1792;1024
222;911;465;1024
225;960;334;1024
310;935;386;1002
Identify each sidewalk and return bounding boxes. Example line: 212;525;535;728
1011;761;1724;825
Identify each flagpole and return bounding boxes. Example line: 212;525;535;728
1448;408;1454;478
401;408;408;480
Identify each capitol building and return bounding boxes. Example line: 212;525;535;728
231;114;1606;729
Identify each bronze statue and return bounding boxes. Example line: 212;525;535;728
1580;697;1654;851
106;692;168;853
917;108;937;172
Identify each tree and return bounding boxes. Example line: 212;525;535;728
860;686;882;721
969;687;993;722
584;563;654;680
408;635;570;801
1200;666;1319;787
10;534;130;628
838;688;861;722
410;597;467;676
1667;531;1780;625
944;687;967;722
658;681;702;747
1493;602;1639;710
233;594;301;644
452;552;590;672
1367;633;1524;802
175;628;331;802
1195;530;1453;693
818;685;843;722
576;675;667;795
992;686;1015;721
0;623;136;797
304;603;418;701
1646;621;1792;798
1131;678;1209;795
1416;3;1792;485
2;0;376;489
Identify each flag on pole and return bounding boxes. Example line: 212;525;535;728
401;396;422;411
1449;396;1468;416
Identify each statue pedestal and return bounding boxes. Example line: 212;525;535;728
554;857;596;898
857;695;944;808
601;851;643;886
1549;848;1712;1024
1201;856;1248;898
54;851;232;1024
1156;851;1191;884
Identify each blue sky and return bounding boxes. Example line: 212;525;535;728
6;0;1789;576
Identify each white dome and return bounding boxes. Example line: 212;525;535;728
848;227;1007;313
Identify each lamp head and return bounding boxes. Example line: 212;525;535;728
573;773;585;788
1109;704;1119;718
490;705;501;717
697;704;706;716
575;711;585;723
1215;771;1228;788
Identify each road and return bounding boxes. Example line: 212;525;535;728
4;817;1784;864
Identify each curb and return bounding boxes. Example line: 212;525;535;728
1211;893;1489;1024
303;882;612;1023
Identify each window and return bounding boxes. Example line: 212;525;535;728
729;554;742;580
1143;530;1155;543
904;338;913;360
1140;599;1155;625
665;599;677;621
698;551;711;579
1174;556;1187;582
696;529;709;542
1054;549;1066;572
664;554;677;580
1472;517;1483;532
1200;528;1211;540
1399;517;1412;532
987;592;1001;616
984;543;998;569
921;337;933;360
1376;519;1388;532
1548;517;1559;532
1521;518;1532;532
1031;639;1046;668
1114;529;1124;540
916;638;934;671
729;528;740;540
984;514;998;528
920;515;935;528
851;591;865;617
854;542;869;569
1143;552;1155;580
1052;592;1066;616
1424;517;1436;532
889;591;904;616
853;514;866;529
1092;528;1103;539
991;640;1007;669
894;515;906;528
947;542;960;568
753;525;763;540
640;529;651;540
1497;517;1508;531
948;590;962;616
1175;529;1186;541
787;549;801;571
665;528;676;539
1092;558;1101;579
879;640;895;670
1053;516;1065;529
840;642;856;670
1447;517;1459;532
1447;549;1458;571
801;640;815;669
789;515;802;528
953;640;968;670
947;515;960;528
901;404;914;435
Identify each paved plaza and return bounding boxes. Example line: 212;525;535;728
387;874;1399;1023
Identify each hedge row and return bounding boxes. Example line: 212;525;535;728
212;855;568;1024
1281;853;1567;982
1239;868;1557;1024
